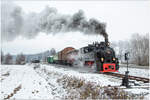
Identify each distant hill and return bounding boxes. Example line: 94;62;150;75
25;50;51;63
10;50;51;64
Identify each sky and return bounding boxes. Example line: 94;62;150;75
1;0;150;55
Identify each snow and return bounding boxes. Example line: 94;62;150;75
0;64;149;99
116;65;149;78
0;65;53;99
40;64;121;86
125;88;149;94
144;93;150;100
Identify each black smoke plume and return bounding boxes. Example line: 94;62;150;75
1;2;108;42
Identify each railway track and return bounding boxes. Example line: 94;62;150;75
103;72;150;83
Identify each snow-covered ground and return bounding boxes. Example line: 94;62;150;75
52;63;149;78
120;64;149;69
116;66;149;78
0;64;149;99
0;65;53;99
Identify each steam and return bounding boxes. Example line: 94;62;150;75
1;1;23;41
1;2;108;42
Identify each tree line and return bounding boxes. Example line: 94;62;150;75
1;52;26;65
1;48;56;65
111;33;149;66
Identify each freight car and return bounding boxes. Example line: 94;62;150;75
31;60;40;63
65;49;79;66
47;56;54;64
47;47;76;65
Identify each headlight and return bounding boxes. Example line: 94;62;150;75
101;58;104;62
113;58;115;61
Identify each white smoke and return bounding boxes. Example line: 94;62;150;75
1;1;23;41
1;2;107;42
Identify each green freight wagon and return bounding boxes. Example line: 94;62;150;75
47;56;54;64
53;53;59;64
53;54;58;60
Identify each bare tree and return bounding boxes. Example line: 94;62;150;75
111;40;131;64
50;48;56;56
117;40;130;63
4;53;13;64
110;41;117;51
118;41;124;63
16;53;26;64
110;33;149;66
130;33;149;66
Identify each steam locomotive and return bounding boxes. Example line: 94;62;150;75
47;41;119;72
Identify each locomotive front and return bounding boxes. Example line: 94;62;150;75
95;42;119;72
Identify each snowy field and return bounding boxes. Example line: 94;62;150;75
0;64;149;99
120;64;149;69
116;66;149;78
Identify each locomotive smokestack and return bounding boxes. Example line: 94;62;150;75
105;37;108;43
105;36;110;46
101;29;109;44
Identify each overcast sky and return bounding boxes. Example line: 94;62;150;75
1;1;150;55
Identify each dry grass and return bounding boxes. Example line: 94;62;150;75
4;84;22;100
1;71;10;82
35;65;145;99
2;71;10;76
57;75;145;99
